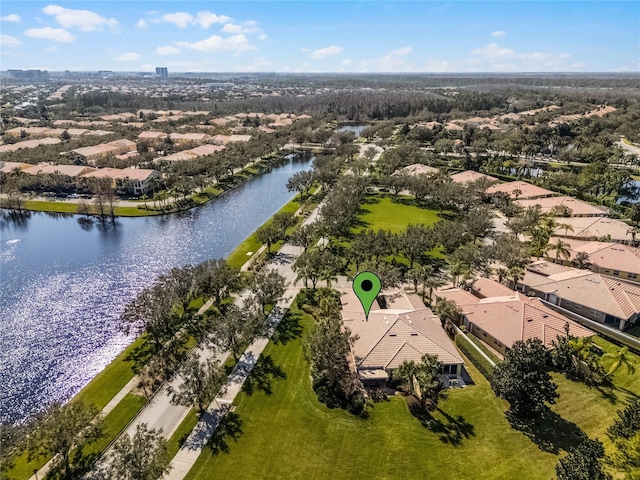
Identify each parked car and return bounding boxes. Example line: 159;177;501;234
67;193;79;199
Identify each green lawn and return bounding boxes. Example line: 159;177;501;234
552;336;640;453
167;409;199;458
356;194;441;233
184;305;563;480
72;335;150;410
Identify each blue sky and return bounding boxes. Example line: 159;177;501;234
1;1;638;72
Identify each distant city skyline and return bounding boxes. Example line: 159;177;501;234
1;1;638;73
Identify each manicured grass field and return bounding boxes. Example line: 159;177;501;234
184;306;563;480
357;194;441;233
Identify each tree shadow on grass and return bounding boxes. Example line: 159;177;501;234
506;407;585;454
207;412;243;456
271;311;303;345
124;340;156;373
405;395;475;446
242;355;286;397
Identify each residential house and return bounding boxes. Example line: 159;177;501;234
436;277;593;355
549;216;634;244
0;137;62;153
22;164;97;188
515;196;609;217
81;167;160;195
0;161;33;173
227;134;252;143
486;180;556;201
546;239;640;282
450;170;497;184
516;260;640;330
393;164;439;177
341;288;465;386
70;139;137;165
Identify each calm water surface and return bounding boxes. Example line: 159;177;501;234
0;158;312;424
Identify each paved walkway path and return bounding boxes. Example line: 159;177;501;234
165;236;320;478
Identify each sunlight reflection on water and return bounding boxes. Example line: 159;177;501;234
0;158;312;424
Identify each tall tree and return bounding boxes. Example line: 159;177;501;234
393;354;446;411
251;269;287;313
555;439;610;480
168;354;226;414
255;223;282;253
100;423;171;480
28;402;103;480
491;338;558;418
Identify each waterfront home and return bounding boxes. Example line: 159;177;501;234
486;180;556;201
81;167;160;195
516;196;609;217
340;288;464;386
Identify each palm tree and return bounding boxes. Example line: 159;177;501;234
603;346;636;377
512;188;523;200
627;226;640;247
548;238;571;263
559;223;574;238
508;266;525;291
571;251;592;270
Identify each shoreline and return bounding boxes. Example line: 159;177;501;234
0;153;294;218
2;169;319;479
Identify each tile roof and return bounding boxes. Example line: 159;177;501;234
522;260;640;320
551;216;633;243
559;240;640;274
515;196;609;217
486;181;556;199
450;170;497;184
437;279;593;348
341;288;463;370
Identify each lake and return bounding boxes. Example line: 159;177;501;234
0;157;312;424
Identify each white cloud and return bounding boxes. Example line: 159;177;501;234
42;4;118;32
155;45;180;55
309;45;343;60
1;14;22;23
222;21;260;34
195;11;230;28
341;59;352;66
469;42;584;71
365;46;415;71
491;30;506;37
136;19;147;28
0;34;21;46
389;46;412;56
163;12;194;28
25;27;75;43
140;63;155;71
471;43;514;59
258;34;268;41
175;34;255;54
116;52;142;61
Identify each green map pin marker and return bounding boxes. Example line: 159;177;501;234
353;271;381;321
